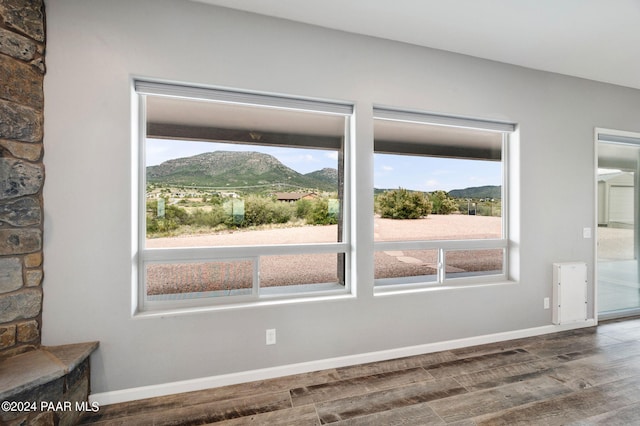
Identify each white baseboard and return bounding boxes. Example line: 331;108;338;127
90;319;596;406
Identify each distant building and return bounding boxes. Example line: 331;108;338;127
274;192;318;202
598;171;634;228
220;192;239;198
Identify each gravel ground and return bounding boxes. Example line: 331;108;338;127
146;214;504;295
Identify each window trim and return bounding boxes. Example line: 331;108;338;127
372;106;514;291
134;79;354;313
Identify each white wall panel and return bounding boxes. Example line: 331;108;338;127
552;262;588;324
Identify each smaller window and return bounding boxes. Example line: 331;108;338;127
373;106;514;290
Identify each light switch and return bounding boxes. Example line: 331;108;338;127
583;227;592;239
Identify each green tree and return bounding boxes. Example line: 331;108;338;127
429;190;458;215
306;198;338;225
146;199;189;234
209;193;223;206
244;195;294;226
243;196;272;226
376;188;432;219
295;198;313;219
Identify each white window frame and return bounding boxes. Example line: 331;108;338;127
372;106;515;292
134;80;353;313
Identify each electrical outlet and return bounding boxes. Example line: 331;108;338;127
544;297;550;309
266;329;276;345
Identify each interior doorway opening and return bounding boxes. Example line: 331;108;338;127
597;129;640;319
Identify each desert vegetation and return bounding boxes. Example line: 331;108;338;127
374;187;501;220
376;188;432;219
147;184;501;239
146;187;338;237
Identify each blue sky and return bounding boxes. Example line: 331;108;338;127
375;154;501;192
146;139;502;192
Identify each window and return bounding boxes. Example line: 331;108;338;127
135;81;353;311
373;106;514;290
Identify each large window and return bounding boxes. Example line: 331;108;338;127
134;81;517;311
135;81;353;311
373;106;514;290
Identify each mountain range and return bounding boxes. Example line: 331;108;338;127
146;151;338;192
448;185;501;199
147;151;500;198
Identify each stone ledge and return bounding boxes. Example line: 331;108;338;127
0;341;98;400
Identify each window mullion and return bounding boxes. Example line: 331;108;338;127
254;256;260;297
437;248;445;284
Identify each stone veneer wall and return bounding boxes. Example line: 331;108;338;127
0;0;46;359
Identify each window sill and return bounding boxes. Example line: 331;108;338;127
134;289;355;319
374;278;517;297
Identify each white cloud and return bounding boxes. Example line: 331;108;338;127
468;176;492;185
382;165;394;172
282;153;316;165
300;154;315;162
145;144;169;155
326;151;339;161
431;169;453;176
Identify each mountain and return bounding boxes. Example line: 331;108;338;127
374;185;502;199
305;168;338;185
448;185;501;199
146;151;338;192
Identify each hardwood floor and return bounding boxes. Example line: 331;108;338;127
81;317;640;425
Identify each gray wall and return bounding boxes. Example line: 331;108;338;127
43;0;640;394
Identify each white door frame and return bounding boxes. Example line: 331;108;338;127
595;127;640;320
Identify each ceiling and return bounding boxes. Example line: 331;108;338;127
193;0;640;90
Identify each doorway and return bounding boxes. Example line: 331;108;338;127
597;129;640;319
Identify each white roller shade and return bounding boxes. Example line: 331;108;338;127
135;80;353;115
373;106;515;133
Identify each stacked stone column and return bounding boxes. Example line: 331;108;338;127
0;0;45;359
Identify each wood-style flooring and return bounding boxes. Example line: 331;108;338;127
81;317;640;425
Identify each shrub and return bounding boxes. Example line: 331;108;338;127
146;199;189;222
306;198;338;225
244;195;294;226
271;201;295;224
147;218;179;233
376;188;432;219
243;196;270;226
146;199;191;234
430;190;458;215
209;193;223;206
188;206;227;228
295;198;313;219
